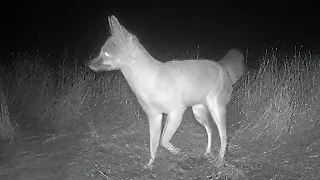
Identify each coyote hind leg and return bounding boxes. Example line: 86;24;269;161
161;108;186;155
206;97;227;166
192;104;212;156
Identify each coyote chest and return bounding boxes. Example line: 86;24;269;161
128;71;184;113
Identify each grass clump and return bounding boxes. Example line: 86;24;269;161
229;48;320;179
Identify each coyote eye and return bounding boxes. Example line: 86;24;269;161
104;52;112;57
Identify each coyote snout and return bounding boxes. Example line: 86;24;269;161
89;15;246;169
89;51;119;71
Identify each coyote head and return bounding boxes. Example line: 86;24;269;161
89;16;138;72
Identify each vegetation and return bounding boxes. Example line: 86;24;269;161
0;48;319;179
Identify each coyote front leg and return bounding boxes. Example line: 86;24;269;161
145;110;163;169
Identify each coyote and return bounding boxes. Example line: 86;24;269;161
89;15;246;169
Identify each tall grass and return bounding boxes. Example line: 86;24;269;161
233;49;319;145
0;52;58;138
0;78;15;140
1;48;319;178
0;51;143;140
229;48;320;178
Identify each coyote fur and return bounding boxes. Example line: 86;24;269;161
89;15;246;169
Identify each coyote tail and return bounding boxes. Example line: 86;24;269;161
219;48;246;85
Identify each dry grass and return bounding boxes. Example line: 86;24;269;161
233;49;319;145
0;78;15;140
0;53;57;136
1;48;320;179
229;48;320;179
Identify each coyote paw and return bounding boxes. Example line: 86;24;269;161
144;159;154;170
204;151;211;158
162;143;180;155
169;146;180;155
214;157;225;167
167;145;180;155
143;163;154;170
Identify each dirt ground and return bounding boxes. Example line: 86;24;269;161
0;101;319;180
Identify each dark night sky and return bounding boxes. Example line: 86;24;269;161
1;1;319;62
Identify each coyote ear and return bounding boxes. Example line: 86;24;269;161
108;15;130;40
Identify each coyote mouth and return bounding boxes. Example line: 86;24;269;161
88;56;115;71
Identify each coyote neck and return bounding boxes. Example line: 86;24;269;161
120;47;161;94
